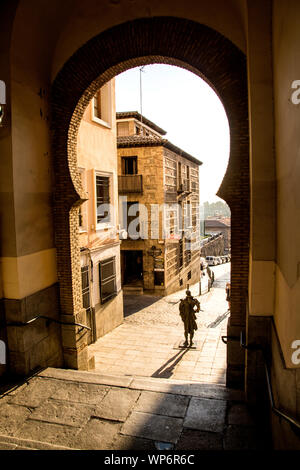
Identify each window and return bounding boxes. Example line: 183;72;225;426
164;204;179;238
93;91;101;119
185;249;192;266
81;266;90;309
186;165;190;191
178;239;183;270
177;162;182;190
91;81;112;127
99;257;117;304
78;168;87;231
96;174;111;225
184;201;192;229
117;121;129;136
121;201;140;239
122;156;138;175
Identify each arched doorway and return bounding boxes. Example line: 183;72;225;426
51;16;249;388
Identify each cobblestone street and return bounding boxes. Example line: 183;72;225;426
89;264;231;384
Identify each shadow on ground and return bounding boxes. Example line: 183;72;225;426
152;349;189;379
123;295;161;317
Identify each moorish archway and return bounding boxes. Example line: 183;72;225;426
51;16;249;388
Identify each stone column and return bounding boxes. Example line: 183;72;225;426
245;0;276;401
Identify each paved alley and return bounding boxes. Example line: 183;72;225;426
0;263;271;451
89;264;231;384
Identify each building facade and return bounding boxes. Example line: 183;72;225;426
200;233;225;258
77;80;123;344
117;112;202;296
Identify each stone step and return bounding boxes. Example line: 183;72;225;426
0;434;77;450
123;286;144;295
38;367;245;402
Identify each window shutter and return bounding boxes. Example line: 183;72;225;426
81;266;90;309
99;257;117;304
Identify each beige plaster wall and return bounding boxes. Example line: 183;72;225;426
272;0;300;368
77;80;119;248
77;79;123;339
247;0;276;319
94;290;123;340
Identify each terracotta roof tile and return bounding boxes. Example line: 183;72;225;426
117;135;202;166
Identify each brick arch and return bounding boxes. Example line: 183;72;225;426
51;16;249;381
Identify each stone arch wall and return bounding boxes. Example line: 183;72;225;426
51;16;249;381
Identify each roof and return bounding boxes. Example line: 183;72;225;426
205;219;231;228
81;237;119;251
117;135;202;166
116;111;167;135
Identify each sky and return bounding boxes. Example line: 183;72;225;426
115;64;230;203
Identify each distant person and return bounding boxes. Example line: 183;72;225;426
179;288;200;347
207;266;214;285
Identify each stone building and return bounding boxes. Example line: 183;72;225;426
204;218;231;253
116;112;202;295
77;80;123;345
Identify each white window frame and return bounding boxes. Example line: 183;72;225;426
184;201;193;230
91;81;112;129
94;170;115;231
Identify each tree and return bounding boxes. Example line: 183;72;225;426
201;201;230;218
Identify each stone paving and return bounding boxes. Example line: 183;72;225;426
0;368;268;450
0;264;271;450
89;264;230;384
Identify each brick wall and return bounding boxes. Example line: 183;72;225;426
51;17;249;383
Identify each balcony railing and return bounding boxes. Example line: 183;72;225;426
118;174;143;194
177;179;190;193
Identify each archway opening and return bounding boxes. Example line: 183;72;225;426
78;63;229;385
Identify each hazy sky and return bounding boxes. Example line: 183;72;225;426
115;64;230;203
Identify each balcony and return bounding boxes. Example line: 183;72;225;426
177;178;191;193
118;174;143;194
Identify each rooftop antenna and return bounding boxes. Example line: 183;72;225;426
139;66;146;125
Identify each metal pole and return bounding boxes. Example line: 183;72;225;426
139;66;145;123
140;68;142;118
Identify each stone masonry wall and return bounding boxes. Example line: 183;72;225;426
201;234;225;258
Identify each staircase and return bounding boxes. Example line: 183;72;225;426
123;284;144;295
0;367;272;451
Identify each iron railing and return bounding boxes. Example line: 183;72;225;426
222;332;300;432
2;315;91;331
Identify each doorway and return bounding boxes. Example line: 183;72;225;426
122;250;143;286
